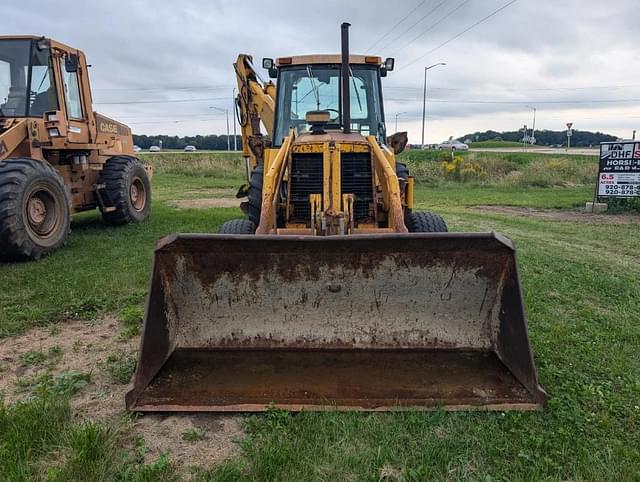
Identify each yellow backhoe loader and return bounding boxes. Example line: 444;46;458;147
0;36;151;260
127;24;546;412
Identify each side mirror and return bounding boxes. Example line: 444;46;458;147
262;58;277;79
65;53;79;73
384;58;395;71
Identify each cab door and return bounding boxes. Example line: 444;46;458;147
57;51;91;144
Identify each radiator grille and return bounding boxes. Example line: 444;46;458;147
289;153;323;222
341;152;374;220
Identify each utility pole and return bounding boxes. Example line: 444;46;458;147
394;112;407;132
421;62;446;149
232;87;238;151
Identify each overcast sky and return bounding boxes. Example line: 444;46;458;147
6;0;640;143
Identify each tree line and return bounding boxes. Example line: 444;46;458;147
458;129;619;147
132;134;242;151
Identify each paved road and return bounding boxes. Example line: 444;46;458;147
470;147;599;156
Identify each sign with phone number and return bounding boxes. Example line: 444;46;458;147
598;142;640;197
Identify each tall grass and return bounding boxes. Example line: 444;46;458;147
399;150;598;187
139;149;599;188
139;152;244;178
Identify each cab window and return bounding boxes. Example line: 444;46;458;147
29;50;57;117
60;57;83;119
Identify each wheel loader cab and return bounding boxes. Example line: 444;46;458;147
272;59;387;146
0;37;99;145
0;38;59;118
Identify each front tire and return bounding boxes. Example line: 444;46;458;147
0;158;71;261
242;164;263;226
407;211;448;232
99;156;151;225
219;218;256;234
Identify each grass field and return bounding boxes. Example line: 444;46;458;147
1;152;638;481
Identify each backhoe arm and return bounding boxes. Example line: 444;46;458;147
234;54;276;168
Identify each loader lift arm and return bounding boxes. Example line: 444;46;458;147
234;54;276;169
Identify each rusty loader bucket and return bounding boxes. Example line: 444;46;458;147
126;233;546;412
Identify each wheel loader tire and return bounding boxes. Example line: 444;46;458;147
0;157;71;261
219;218;256;234
396;162;409;181
407;211;448;233
99;156;151;226
245;164;263;226
396;162;411;218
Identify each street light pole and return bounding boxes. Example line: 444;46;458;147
232;87;237;151
526;105;536;146
225;109;230;151
421;62;446;149
210;106;230;151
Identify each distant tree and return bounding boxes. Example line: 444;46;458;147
457;129;617;147
132;134;242;150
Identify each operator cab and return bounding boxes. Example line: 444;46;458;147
0;37;84;123
0;38;59;118
265;55;394;146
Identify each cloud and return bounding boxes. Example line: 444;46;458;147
5;0;639;141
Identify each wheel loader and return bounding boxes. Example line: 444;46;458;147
0;36;151;260
127;24;546;412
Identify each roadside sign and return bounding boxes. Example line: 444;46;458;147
597;142;640;197
566;122;573;130
567;130;573;137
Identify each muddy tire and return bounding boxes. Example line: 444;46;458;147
99;156;151;225
396;162;411;219
244;164;263;226
396;162;409;181
0;157;71;261
219;218;256;234
407;211;448;233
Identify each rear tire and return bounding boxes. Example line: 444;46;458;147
243;164;263;226
99;156;151;225
407;211;448;233
0;157;71;261
219;218;256;234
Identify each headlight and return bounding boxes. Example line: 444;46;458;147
47;113;57;122
48;128;60;137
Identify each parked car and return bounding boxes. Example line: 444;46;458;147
149;146;161;152
133;145;142;153
438;140;469;151
184;145;197;152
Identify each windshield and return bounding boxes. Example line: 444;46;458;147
273;65;385;146
0;39;58;117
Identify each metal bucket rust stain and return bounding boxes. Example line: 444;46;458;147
126;233;547;412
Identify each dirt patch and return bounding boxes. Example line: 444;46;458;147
0;319;243;467
168;198;239;209
0;316;132;417
471;205;640;224
134;413;243;467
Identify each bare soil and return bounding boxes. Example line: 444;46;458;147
0;318;243;468
168;198;239;209
470;205;640;224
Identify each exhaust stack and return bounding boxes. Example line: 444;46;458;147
341;22;351;134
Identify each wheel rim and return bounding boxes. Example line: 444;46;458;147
24;185;61;239
130;176;147;211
